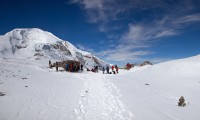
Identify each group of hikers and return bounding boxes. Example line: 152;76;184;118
87;66;99;72
49;60;83;72
126;63;132;70
102;65;119;74
50;60;119;74
84;65;120;74
64;63;83;72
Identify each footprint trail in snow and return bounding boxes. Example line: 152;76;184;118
74;73;134;120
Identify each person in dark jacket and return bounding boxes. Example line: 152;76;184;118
102;67;105;74
106;66;109;74
56;61;58;72
115;65;119;74
49;60;52;68
95;66;98;72
81;64;83;71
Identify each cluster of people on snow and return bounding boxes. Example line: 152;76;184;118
87;66;99;73
65;63;83;72
49;60;83;72
102;65;119;74
86;65;119;74
50;60;120;74
126;63;132;70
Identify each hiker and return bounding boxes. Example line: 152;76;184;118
87;68;90;71
73;64;77;72
102;67;105;74
126;63;131;70
77;65;80;72
81;64;83;71
49;60;52;68
56;61;58;72
115;65;118;74
95;66;98;72
106;66;109;74
69;63;73;72
91;68;95;72
65;63;68;71
111;65;114;72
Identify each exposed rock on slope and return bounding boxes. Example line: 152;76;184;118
0;28;109;69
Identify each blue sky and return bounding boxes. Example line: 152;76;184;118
1;0;200;66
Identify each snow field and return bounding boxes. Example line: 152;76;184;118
0;58;83;120
1;54;200;120
73;73;133;120
110;55;200;120
0;57;133;120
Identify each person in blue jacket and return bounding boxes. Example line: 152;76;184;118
65;63;69;71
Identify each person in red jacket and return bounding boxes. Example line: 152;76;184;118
126;63;131;70
111;65;114;72
69;63;73;72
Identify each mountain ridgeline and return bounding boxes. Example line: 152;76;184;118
0;28;109;69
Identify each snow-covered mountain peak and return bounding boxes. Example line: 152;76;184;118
5;28;61;44
0;28;109;69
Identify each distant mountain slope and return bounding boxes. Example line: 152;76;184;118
0;28;109;69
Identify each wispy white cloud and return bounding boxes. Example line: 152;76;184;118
103;50;152;62
154;29;176;38
121;13;200;45
173;14;200;28
76;43;150;62
70;0;200;62
70;0;109;23
70;0;103;9
96;44;152;62
70;0;200;44
76;44;95;53
120;23;176;45
97;13;200;62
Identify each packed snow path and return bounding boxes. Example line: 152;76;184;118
0;57;133;120
73;73;134;120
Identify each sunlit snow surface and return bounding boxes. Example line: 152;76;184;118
0;55;200;120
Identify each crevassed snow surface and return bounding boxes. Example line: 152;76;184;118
0;55;200;120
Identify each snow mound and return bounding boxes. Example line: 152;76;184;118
146;54;200;76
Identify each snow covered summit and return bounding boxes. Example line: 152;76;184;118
0;28;108;68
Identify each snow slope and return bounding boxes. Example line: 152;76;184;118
0;28;109;69
0;54;200;120
110;54;200;120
